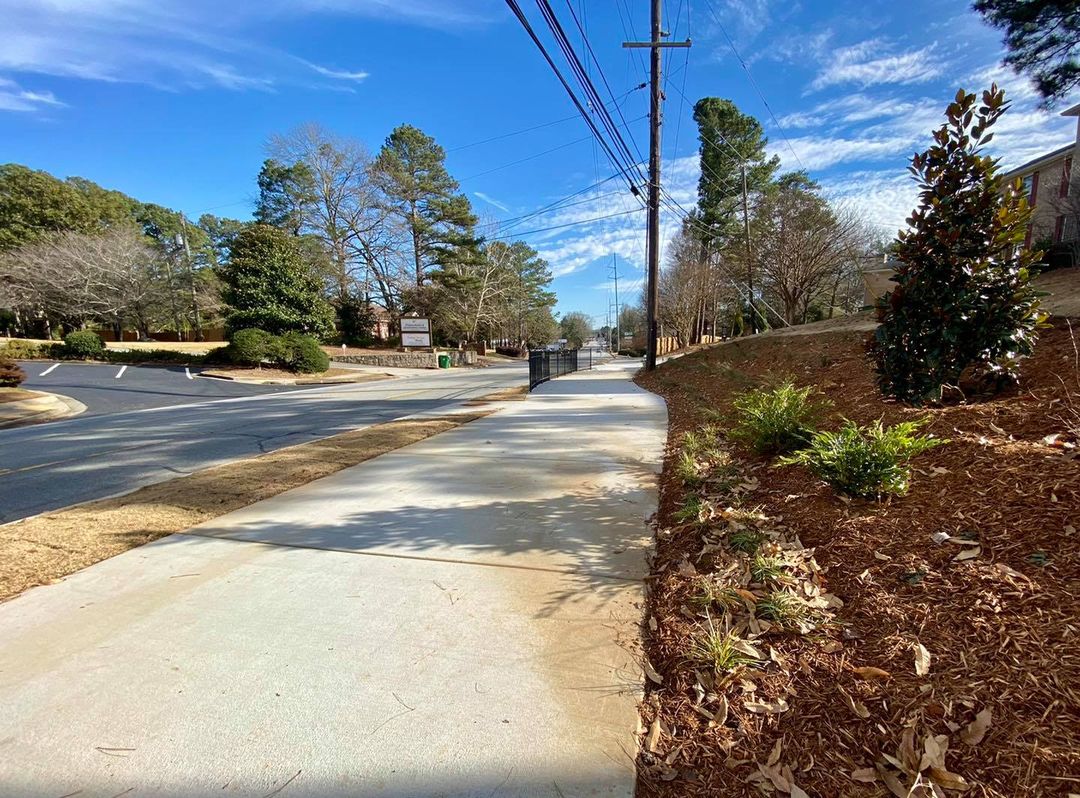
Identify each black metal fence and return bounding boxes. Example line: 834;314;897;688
528;348;593;391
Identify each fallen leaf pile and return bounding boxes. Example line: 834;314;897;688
634;317;1080;797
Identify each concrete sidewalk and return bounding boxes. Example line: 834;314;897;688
0;362;666;798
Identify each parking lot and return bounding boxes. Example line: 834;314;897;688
17;360;308;416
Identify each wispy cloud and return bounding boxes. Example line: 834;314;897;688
0;76;64;112
809;39;942;92
0;0;493;108
474;191;510;213
304;61;370;82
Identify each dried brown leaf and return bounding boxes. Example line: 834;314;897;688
854;666;892;680
960;708;992;746
915;642;932;677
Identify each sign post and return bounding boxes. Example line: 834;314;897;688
400;317;432;350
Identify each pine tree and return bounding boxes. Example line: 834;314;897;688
372;125;480;288
222;224;334;338
692;98;779;243
871;85;1045;404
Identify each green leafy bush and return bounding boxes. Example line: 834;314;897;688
272;332;329;374
63;330;105;359
2;339;50;359
0;357;26;387
780;418;944;498
229;328;273;366
103;349;207;365
871;86;1045;404
729;381;830;454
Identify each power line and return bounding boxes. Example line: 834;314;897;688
561;0;648;168
447;84;644;152
503;0;644;196
461;114;646;181
476;188;626;231
487;207;645;240
534;0;648;185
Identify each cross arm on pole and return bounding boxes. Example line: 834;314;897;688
622;40;692;48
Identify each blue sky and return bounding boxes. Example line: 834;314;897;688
2;0;1076;327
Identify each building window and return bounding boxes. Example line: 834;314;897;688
1056;215;1066;243
1031;170;1040;205
1062;157;1073;198
1022;174;1033;197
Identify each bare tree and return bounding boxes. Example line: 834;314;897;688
752;180;872;325
1;226;169;337
267;124;394;307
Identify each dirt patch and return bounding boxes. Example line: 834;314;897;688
462;385;528;405
0;413;487;602
633;317;1080;797
0;388;37;404
200;366;390;384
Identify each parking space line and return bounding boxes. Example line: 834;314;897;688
115;365;127;379
40;363;59;377
184;367;194;380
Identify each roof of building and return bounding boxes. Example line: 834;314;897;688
1001;142;1075;178
1061;102;1080;117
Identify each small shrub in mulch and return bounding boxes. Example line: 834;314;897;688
780;417;943;498
633;318;1080;798
727;381;830;455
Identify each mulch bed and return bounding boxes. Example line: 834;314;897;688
633;317;1080;797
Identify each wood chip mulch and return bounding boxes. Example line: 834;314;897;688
632;316;1080;798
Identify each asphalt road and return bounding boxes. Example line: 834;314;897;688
0;362;529;523
17;360;306;415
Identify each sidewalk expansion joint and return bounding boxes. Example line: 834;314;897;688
178;530;645;583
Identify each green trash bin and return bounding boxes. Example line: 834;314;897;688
437;353;452;369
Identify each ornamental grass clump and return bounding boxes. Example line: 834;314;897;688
729;381;830;455
781;417;943;498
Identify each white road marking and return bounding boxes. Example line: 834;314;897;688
40;363;59;376
184;367;193;380
115;365;127;379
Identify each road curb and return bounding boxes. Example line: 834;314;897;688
0;391;87;429
197;371;394;386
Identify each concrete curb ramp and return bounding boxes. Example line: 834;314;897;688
0;390;85;428
0;362;666;797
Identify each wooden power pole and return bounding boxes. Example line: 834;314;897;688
624;0;690;371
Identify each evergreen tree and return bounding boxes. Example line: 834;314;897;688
222;224;334;338
974;0;1080;106
254;159;315;235
372;124;480;288
692;98;779;243
0;164;100;250
872;85;1045;404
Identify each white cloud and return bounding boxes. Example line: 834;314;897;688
809;39;942;92
474;191;509;213
0;76;64;112
0;0;473;103
305;61;370;82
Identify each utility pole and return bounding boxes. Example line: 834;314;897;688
178;214;204;342
741;164;755;335
624;1;690;371
610;253;620;355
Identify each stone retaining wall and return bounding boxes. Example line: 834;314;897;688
331;350;477;369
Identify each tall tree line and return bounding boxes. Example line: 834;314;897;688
0;120;559;346
652;97;873;346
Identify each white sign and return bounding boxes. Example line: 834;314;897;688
401;317;430;333
402;332;432;347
